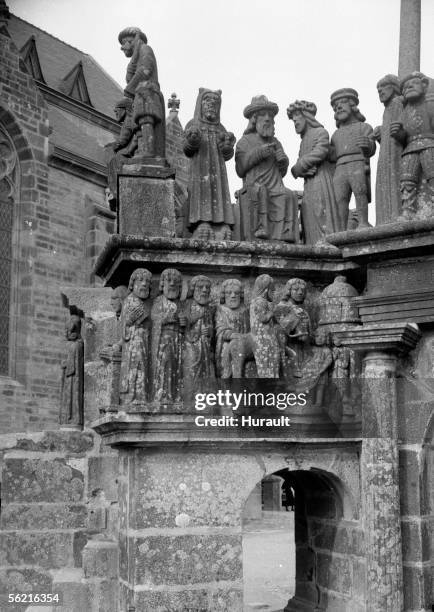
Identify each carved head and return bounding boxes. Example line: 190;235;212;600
314;328;328;347
330;88;365;127
128;268;152;300
376;75;400;105
201;92;220;122
284;278;307;304
401;71;429;103
66;314;82;341
220;279;243;309
287;100;323;134
252;274;275;302
114;98;133;123
118;27;147;57
160;268;182;300
188;275;211;305
111;285;129;317
243;95;278;136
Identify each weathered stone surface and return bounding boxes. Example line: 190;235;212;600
133;534;242;585
402;564;432;610
309;520;364;556
401;518;431;562
88;456;118;501
135;586;243;611
2;458;84;503
1;503;87;530
351;559;367;601
118;175;176;237
82;539;118;579
1;532;73;568
399;447;422;515
52;569;92;612
316;552;351;595
13;430;94;454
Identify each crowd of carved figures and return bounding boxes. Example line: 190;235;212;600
105;25;434;238
78;269;360;410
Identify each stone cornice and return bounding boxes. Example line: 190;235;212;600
48;143;107;187
37;81;120;134
333;322;421;355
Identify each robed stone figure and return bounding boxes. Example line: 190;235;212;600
60;312;84;428
183;88;235;240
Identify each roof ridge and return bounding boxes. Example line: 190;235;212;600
11;14;91;56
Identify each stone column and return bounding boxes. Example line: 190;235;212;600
361;351;403;612
334;323;421;612
398;0;421;77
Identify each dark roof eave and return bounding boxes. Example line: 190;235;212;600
37;80;120;134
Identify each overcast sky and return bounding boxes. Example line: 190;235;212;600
8;0;434;222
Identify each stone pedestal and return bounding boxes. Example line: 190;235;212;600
118;164;176;237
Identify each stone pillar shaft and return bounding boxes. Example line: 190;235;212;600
398;0;421;77
361;351;403;612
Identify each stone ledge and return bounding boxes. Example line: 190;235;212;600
326;219;434;262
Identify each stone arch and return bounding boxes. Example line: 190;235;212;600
0;103;36;380
242;448;364;611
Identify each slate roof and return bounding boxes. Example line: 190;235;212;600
7;14;123;118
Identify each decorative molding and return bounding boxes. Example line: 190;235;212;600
48;143;107;187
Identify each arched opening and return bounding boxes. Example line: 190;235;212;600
242;467;364;611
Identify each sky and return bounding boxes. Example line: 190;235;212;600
7;0;434;222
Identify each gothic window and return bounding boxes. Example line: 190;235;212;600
0;130;17;375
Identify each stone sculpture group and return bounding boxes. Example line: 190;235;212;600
94;269;360;411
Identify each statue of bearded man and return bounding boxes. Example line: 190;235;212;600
183;88;235;241
235;95;299;242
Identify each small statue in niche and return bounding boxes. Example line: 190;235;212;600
151;268;186;403
390;71;434;220
118;27;165;158
235;95;299;242
274;278;311;378
106;98;138;209
119;269;152;405
302;329;333;406
287;100;337;241
329;88;376;230
60;307;84;428
331;337;356;412
374;75;403;224
250;274;280;378
183;89;235;240
215;278;251;379
183;275;215;392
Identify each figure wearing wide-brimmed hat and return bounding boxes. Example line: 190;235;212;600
235;95;299;242
374;75;403;225
329;88;376;230
287;99;337;242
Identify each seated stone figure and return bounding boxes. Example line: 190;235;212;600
390;71;434;220
215;279;252;378
235;95;299;242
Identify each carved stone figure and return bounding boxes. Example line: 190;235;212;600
183;275;215;392
390;71;434;220
287;100;337;242
60;310;84;427
274;278;311;377
235;95;299;242
118;27;165;158
374;75;404;224
183;89;235;240
303;329;333;406
151;269;186;403
329;88;376;230
250;275;280;378
215;279;251;378
111;285;129;320
106;98;138;209
119;269;152;405
331;338;356;412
